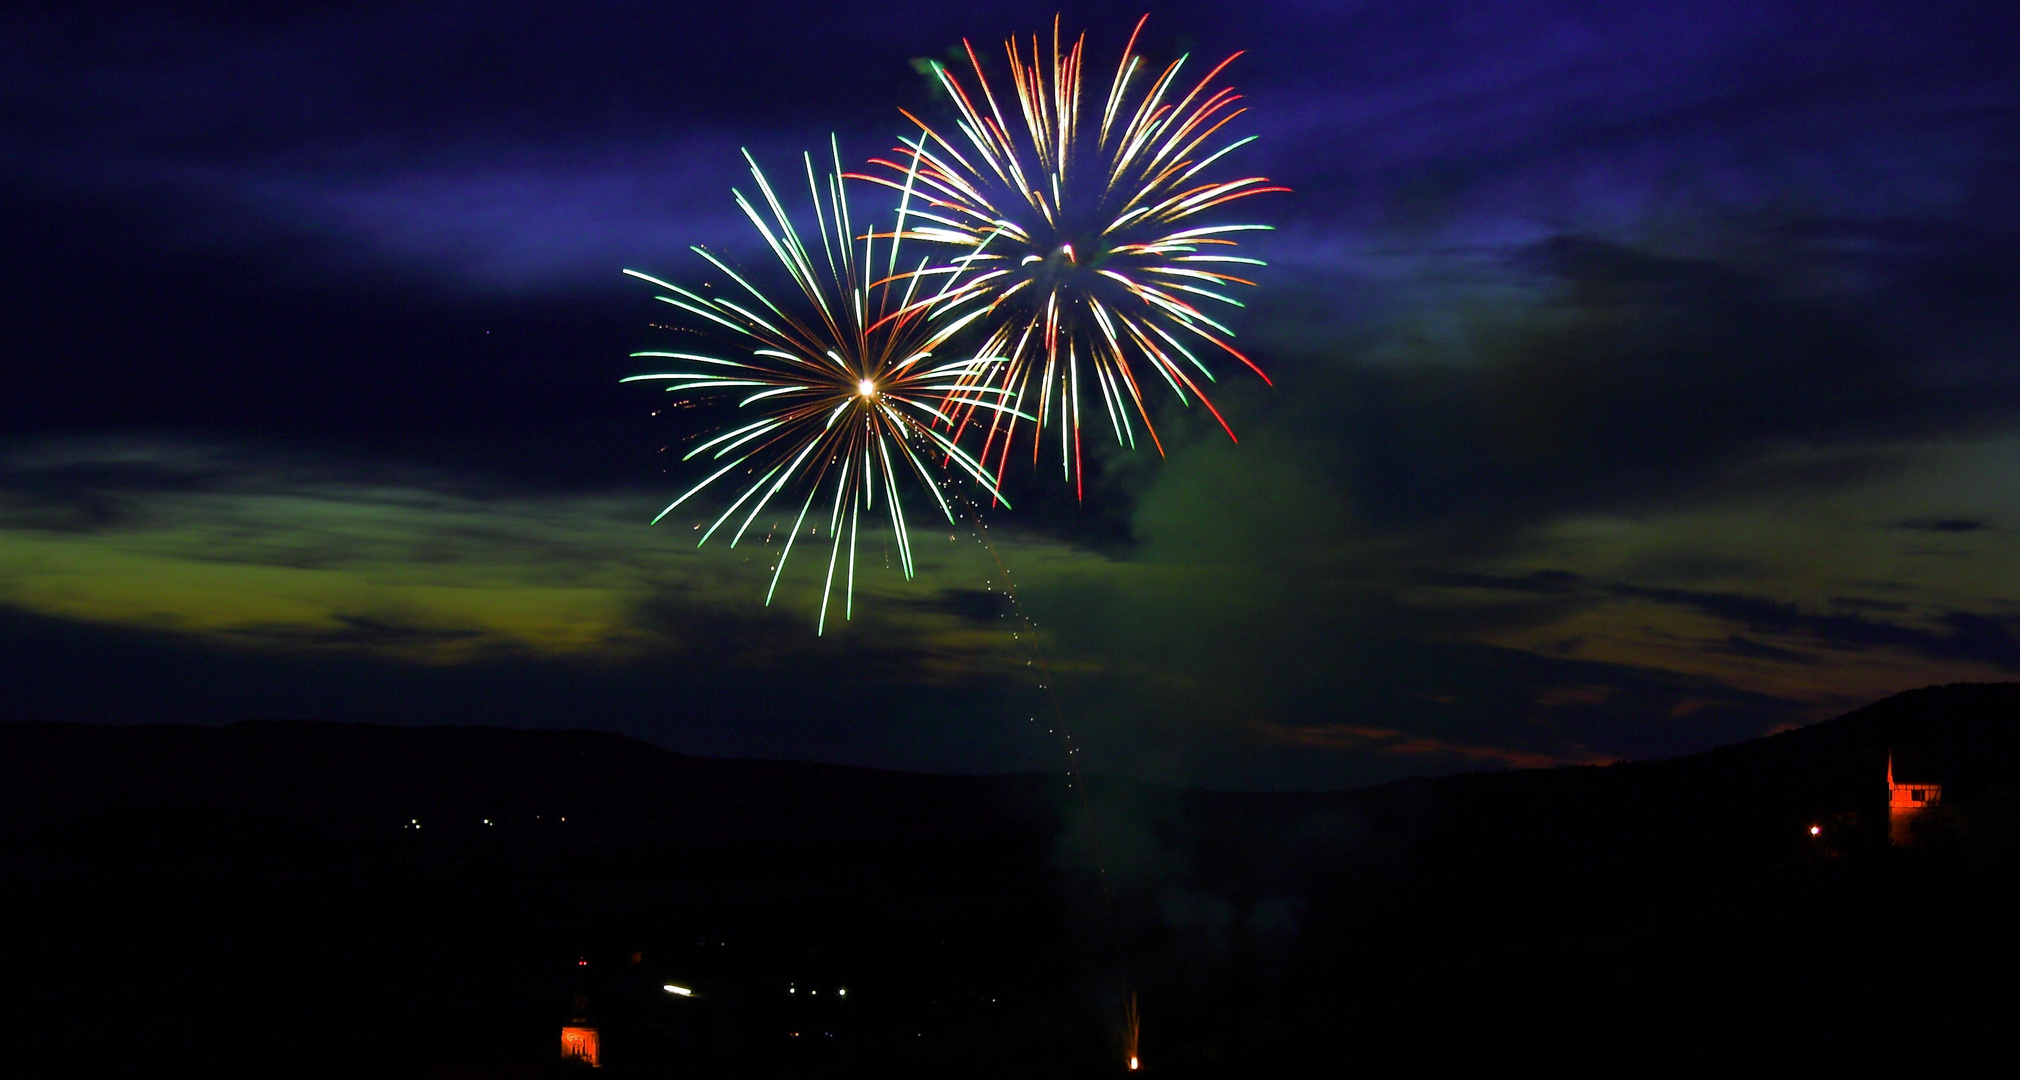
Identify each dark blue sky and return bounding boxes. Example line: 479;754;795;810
3;0;2017;788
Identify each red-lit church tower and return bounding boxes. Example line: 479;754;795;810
1887;752;1942;846
560;959;600;1068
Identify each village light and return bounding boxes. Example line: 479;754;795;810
1809;825;1821;836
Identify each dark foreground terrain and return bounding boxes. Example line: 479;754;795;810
4;683;2018;1077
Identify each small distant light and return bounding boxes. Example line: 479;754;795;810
1129;1055;1140;1071
578;959;588;967
838;988;846;997
663;984;693;997
1809;825;1822;836
810;989;817;995
789;987;796;994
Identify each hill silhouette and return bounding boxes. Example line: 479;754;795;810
3;683;2016;1076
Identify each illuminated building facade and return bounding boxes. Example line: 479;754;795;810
1887;753;1941;846
560;1024;600;1068
562;967;600;1067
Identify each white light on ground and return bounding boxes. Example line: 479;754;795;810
663;984;692;996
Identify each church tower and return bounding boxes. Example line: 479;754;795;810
1887;752;1941;846
560;959;601;1067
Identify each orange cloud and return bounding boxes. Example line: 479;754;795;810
1248;721;1611;770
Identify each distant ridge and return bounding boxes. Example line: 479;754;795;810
1665;680;2020;792
1424;679;2020;817
0;718;1057;844
5;681;2018;833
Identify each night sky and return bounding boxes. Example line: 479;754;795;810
4;0;2017;789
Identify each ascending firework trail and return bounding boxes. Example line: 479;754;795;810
938;490;1143;1071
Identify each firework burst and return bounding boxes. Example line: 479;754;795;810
625;142;1021;632
855;15;1285;497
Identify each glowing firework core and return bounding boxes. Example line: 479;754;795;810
858;379;877;397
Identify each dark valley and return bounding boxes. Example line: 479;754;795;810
5;683;2018;1077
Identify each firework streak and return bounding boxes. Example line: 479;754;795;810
624;143;1024;632
855;15;1285;497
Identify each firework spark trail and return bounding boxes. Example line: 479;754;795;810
942;491;1139;1072
852;15;1285;498
624;141;1028;632
1125;990;1142;1071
